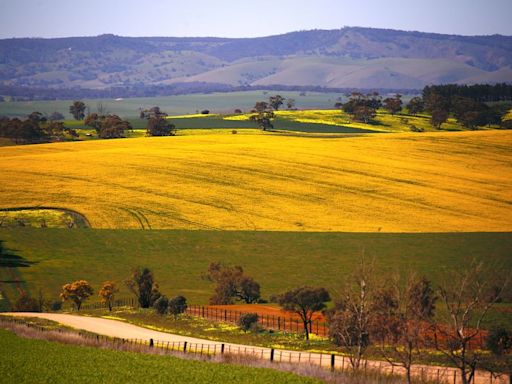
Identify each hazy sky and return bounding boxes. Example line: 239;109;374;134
0;0;511;39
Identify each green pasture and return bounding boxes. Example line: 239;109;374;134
0;329;319;384
0;91;344;119
1;229;511;310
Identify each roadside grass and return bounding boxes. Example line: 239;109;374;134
0;327;323;384
1;229;511;328
0;318;424;384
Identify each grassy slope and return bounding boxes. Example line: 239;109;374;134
0;329;320;384
0;91;344;119
1;130;511;231
1;229;511;305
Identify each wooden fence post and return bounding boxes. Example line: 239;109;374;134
331;354;335;371
183;341;188;352
149;338;154;348
270;349;275;362
221;343;225;354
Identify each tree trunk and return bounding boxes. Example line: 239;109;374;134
406;369;412;384
303;320;309;340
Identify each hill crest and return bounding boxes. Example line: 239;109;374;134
1;27;511;90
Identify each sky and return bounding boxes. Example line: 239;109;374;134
0;0;511;39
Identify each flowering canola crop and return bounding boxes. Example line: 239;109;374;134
1;130;511;231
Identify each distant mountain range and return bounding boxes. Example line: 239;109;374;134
1;27;511;91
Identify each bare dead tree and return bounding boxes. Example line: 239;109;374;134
372;272;437;384
327;256;375;370
433;261;509;384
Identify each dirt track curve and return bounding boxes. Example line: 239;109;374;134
1;313;506;384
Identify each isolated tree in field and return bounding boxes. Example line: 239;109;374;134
146;116;176;136
433;261;510;384
203;262;261;305
371;273;437;384
98;281;119;311
168;295;188;318
60;280;94;311
286;98;296;110
140;106;177;136
327;257;375;370
269;95;285;111
277;286;330;340
383;94;403;115
69;101;86;120
125;267;161;308
406;97;424;115
250;101;274;131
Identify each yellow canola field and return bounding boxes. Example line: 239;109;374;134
1;130;511;231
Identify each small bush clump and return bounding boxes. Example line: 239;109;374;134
50;300;63;311
14;293;40;312
153;295;169;315
168;295;187;318
237;313;259;332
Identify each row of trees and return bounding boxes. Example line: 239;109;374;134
274;261;510;384
423;83;512;103
56;267;187;317
0;113;78;144
199;259;510;384
334;91;511;130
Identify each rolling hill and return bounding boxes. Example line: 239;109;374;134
0;130;511;232
1;27;511;90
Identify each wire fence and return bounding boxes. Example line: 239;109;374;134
185;305;329;337
0;316;508;384
61;299;487;350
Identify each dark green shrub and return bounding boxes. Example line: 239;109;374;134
168;296;187;318
237;313;259;332
153;295;169;315
50;300;62;311
486;326;512;356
